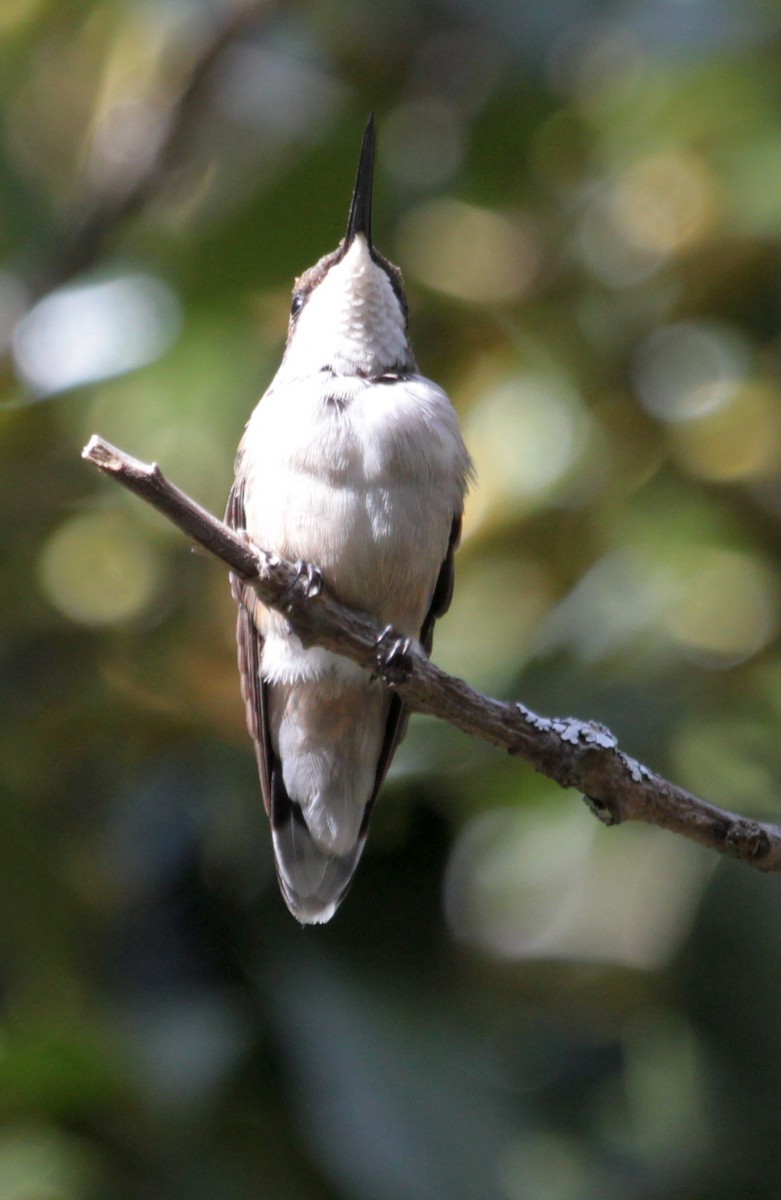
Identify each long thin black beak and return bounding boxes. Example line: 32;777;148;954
345;114;376;250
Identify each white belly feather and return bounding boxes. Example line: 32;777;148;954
239;373;470;684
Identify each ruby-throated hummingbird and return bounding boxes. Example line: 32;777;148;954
227;116;472;923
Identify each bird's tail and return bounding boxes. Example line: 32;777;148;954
267;678;389;924
270;767;371;924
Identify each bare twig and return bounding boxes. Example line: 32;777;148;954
83;433;781;874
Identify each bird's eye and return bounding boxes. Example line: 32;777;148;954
290;293;304;318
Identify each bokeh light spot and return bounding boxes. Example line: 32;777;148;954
0;1124;98;1200
672;716;776;813
0;0;42;35
612;152;716;256
215;39;345;137
669;382;781;481
435;556;552;692
13;273;181;396
536;548;676;662
398;199;540;303
664;548;777;666
465;374;590;527
445;803;708;967
39;512;160;626
499;1132;598;1200
575;186;662;288
632;320;749;423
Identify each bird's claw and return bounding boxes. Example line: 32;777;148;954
375;625;414;686
284;559;324;608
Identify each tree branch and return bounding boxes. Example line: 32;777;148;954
82;433;781;874
35;0;274;298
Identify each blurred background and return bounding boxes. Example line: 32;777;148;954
2;0;781;1196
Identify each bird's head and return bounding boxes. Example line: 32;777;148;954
278;116;415;382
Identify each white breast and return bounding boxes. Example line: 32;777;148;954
239;373;471;683
281;236;410;379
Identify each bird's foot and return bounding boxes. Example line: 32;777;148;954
375;626;415;686
283;559;324;608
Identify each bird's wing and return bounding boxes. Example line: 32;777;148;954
226;475;273;813
420;511;462;655
367;510;463;810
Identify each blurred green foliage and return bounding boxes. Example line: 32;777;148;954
2;0;781;1196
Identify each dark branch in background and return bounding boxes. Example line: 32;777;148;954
82;435;781;875
34;0;273;298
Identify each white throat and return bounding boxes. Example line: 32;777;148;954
280;236;410;380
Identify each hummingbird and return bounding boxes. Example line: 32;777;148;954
227;116;472;923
